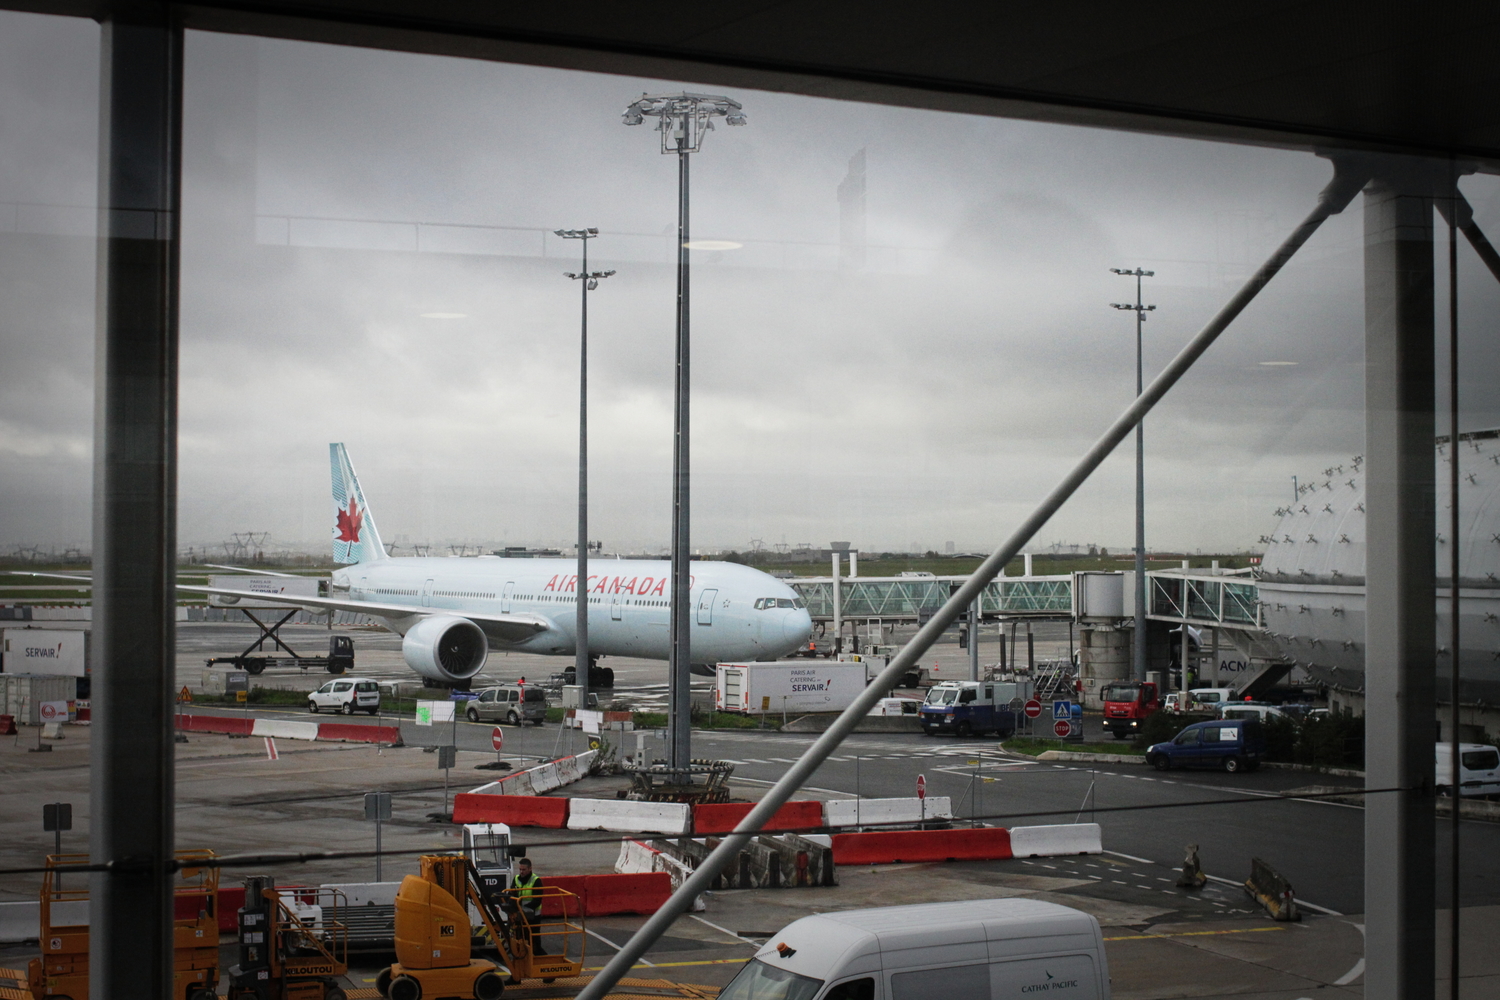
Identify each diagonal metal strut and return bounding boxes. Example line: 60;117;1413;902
574;157;1369;1000
1436;189;1500;287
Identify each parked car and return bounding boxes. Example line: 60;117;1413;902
466;684;548;725
1436;742;1500;797
869;696;922;717
307;676;380;715
1146;719;1266;773
1217;702;1289;724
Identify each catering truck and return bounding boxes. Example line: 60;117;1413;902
717;898;1109;1000
715;662;867;715
0;627;89;678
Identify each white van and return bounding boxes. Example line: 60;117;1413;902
1189;687;1237;707
1436;743;1500;797
717;898;1109;1000
1217;703;1288;724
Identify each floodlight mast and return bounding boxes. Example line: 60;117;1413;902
1110;267;1156;685
623;92;746;776
555;227;614;708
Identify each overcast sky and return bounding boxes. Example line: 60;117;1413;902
5;12;1500;559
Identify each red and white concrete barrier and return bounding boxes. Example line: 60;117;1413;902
174;713;400;745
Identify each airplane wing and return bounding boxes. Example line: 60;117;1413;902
6;573;551;646
202;563;305;579
173;583;551;645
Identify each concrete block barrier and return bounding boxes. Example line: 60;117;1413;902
451;793;569;829
823;797;953;829
831;827;1013;865
567;798;691;835
254;719;320;741
693;800;823;835
1244;856;1300;921
315;722;402;744
583;873;671;916
529;762;562;793
1008;823;1102;857
176;714;254;736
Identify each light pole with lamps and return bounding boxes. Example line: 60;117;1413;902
623;92;746;776
555;227;614;711
1111;268;1155;685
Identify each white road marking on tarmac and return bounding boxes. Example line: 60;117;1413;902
1332;923;1365;985
689;914;762;947
585;928;654;965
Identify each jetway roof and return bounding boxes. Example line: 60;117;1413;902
7;1;1500;165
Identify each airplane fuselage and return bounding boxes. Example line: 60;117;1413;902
331;556;812;664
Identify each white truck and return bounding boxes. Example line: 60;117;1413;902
718;897;1109;1000
0;627;89;677
716;662;868;715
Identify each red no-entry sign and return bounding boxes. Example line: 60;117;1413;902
1053;719;1073;738
1023;699;1043;719
916;774;926;800
491;727;504;752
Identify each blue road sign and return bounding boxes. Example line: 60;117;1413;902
1053;699;1072;720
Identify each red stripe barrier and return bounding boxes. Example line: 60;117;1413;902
175;714;254;736
693;800;823;835
583;872;670;916
533;873;672;918
452;793;569;829
539;875;588;917
831;827;1013;865
316;722;402;744
218;887;246;932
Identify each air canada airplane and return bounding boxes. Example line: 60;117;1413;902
179;444;814;686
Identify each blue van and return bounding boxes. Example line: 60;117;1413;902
1146;719;1265;773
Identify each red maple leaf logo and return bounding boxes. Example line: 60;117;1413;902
336;500;363;543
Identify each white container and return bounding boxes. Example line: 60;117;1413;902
0;674;77;723
723;898;1109;999
715;662;868;715
1;628;89;678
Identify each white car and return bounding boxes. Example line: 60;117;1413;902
869;696;922;716
308;677;381;715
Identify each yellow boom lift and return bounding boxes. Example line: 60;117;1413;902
26;850;221;1000
376;855;584;1000
226;876;351;1000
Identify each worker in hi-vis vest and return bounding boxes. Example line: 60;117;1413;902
509;857;547;958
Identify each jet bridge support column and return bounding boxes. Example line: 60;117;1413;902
89;7;182;999
1362;162;1438;1000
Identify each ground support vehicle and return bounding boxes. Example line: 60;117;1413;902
1436;742;1500;796
1146;719;1266;773
1102;681;1159;739
208;633;355;676
27;850;221;1000
377;854;583;999
918;681;1018;737
719;898;1109;1000
715;662;867;715
464;685;548;725
226;876;350;1000
307;677;381;715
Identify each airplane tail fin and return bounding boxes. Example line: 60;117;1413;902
330;443;388;564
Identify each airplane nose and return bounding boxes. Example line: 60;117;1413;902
785;610;813;644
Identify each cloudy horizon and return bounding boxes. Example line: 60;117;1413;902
4;14;1500;561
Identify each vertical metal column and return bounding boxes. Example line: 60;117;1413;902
667;143;692;772
1363;164;1437;1000
968;595;979;681
831;552;842;653
576;235;590;708
89;7;182;998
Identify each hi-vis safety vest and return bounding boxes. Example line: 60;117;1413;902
514;872;541;899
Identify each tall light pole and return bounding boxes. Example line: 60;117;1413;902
623;92;746;776
1111;268;1155;684
555;227;614;710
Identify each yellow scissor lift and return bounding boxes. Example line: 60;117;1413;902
376;855;584;1000
25;850;221;1000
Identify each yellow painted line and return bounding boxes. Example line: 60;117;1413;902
1105;925;1287;942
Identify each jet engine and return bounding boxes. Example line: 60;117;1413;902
402;614;488;683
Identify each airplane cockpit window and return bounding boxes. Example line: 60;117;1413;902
776;598;796;608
